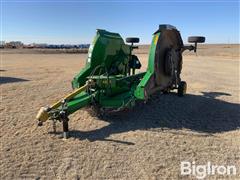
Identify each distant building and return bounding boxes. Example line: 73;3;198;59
10;41;23;47
0;41;5;48
5;41;24;48
1;41;90;49
45;43;90;49
36;43;48;48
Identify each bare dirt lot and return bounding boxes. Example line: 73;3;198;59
1;45;240;179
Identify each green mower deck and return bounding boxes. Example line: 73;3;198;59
36;24;205;138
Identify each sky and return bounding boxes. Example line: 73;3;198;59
1;0;239;44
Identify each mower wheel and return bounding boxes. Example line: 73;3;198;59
178;81;187;97
126;37;140;43
188;36;205;43
162;88;170;94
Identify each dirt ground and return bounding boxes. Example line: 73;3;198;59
0;45;240;179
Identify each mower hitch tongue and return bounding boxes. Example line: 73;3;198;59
36;24;205;138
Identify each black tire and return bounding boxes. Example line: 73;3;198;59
188;36;205;43
164;49;173;76
178;81;187;97
162;88;170;94
88;105;104;119
126;37;140;43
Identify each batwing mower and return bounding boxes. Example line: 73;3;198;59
36;24;205;138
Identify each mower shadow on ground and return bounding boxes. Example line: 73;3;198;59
0;76;29;84
69;91;240;143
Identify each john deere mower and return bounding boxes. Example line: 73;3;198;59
36;24;205;138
